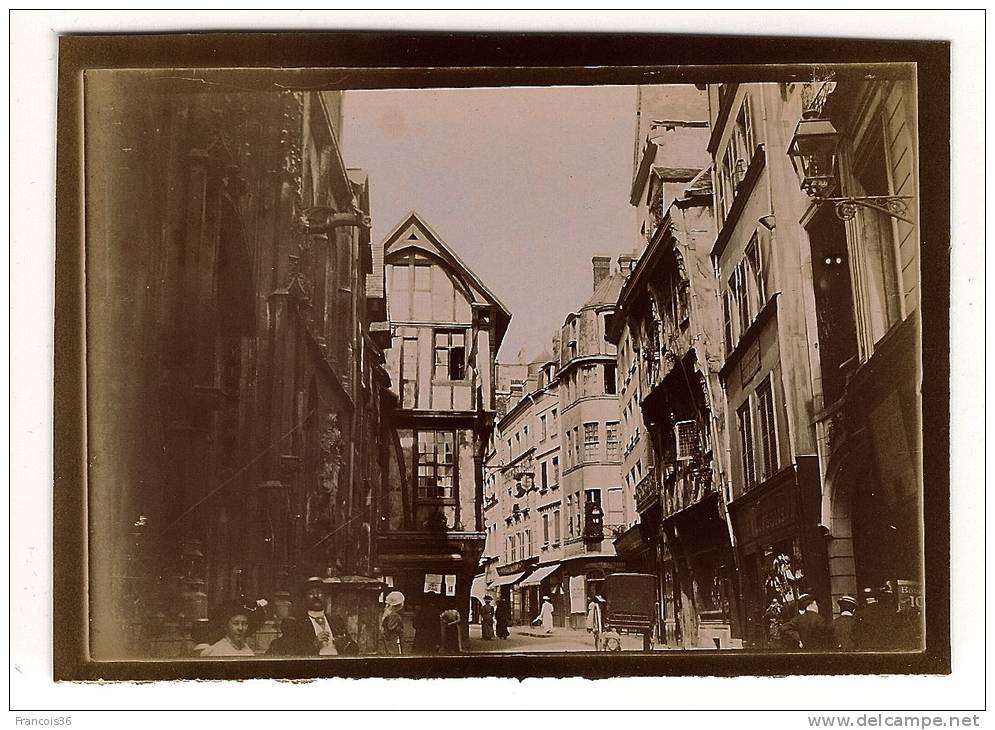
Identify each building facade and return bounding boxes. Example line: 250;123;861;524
86;75;396;657
379;211;511;645
793;76;923;646
482;352;564;624
704;76;922;648
610;166;741;649
554;258;628;628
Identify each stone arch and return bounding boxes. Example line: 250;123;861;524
824;454;859;611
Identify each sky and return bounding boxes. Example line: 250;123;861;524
341;85;639;363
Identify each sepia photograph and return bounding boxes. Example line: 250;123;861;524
72;58;939;673
10;11;982;716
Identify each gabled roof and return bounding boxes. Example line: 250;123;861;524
380;211;512;348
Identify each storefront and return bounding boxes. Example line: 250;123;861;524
728;456;828;649
518;563;561;625
555;555;626;629
488;570;527;622
661;492;741;648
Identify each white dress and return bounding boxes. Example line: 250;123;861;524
538;602;554;633
201;636;255;657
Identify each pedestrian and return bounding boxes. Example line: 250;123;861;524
780;593;833;651
380;590;406;655
266;577;358;656
413;590;443;654
833;595;858;651
439;608;463;653
495;596;511;640
853;586;898;651
587;594;606;650
201;600;263;657
532;595;554;635
479;595;496;640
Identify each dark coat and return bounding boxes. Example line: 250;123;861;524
380;611;405;655
495;600;510;638
833;613;856;651
266;613;357;656
781;610;834;651
412;598;442;654
853;602;899;651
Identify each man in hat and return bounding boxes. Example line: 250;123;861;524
267;577;356;656
780;593;833;651
853;586;898;651
833;595;859;651
586;593;606;650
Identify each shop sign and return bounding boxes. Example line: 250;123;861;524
569;575;586;613
896;579;922;612
755;500;793;536
445;574;457;597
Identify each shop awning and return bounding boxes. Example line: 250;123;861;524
489;571;527;588
470;575;488;600
519;563;561;587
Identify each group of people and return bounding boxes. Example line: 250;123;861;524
477;593;555;640
477;595;511;640
775;587;914;652
478;593;609;651
193;577;465;658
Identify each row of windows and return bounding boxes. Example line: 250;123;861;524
722;231;769;355
563;421;620;469
506;529;533;564
504;408;558;461
494;485;626;563
562;363;617;403
397;326;472;409
715;95;756;223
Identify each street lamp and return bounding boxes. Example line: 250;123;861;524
787;110;914;225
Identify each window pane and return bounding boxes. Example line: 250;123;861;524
414;263;431;291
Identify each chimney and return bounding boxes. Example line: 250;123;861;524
592;256;612;291
618;252;638;276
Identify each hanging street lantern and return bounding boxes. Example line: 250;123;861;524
787;111;841;198
786;109;914;225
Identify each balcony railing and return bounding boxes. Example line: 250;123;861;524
661;452;714;518
633;466;660;514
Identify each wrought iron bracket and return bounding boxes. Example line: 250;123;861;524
812;195;915;225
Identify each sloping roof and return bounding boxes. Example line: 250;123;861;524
529;348;553;366
380;211;513;347
683;165;713;198
583;271;626;310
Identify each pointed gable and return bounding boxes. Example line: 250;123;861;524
381;211;512;347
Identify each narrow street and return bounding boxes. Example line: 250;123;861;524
465;624;661;653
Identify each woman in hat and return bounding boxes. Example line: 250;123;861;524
381;590;406;655
479;595;496;640
201;600;262;657
532;595;554;635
